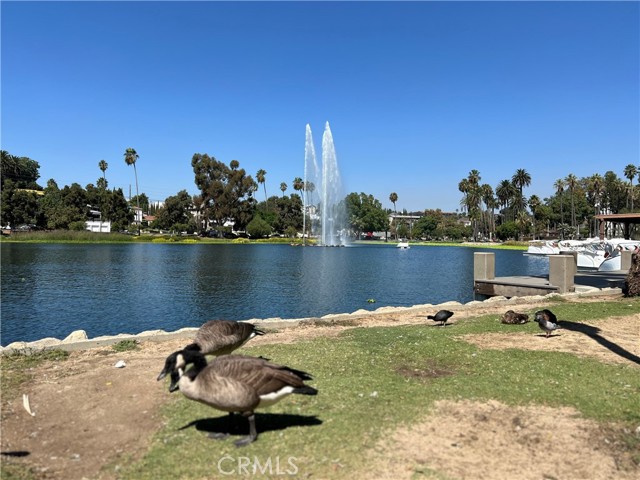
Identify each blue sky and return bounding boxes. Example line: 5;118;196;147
2;1;638;212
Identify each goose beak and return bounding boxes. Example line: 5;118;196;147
157;370;168;381
168;371;181;392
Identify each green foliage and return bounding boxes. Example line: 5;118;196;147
413;209;441;238
267;194;303;234
0;230;137;243
246;215;272;238
191;154;257;232
68;220;87;231
152;190;195;233
345;192;389;238
111;339;139;352
0;150;41;189
496;221;519;241
0;181;41;228
284;225;298;238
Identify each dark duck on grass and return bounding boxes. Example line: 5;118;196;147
428;309;454;327
534;309;560;337
158;350;318;447
501;310;529;324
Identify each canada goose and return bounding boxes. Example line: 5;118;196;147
534;309;560;337
159;350;318;446
158;320;264;381
427;309;454;326
501;310;529;324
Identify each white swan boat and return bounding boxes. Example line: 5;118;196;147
397;242;410;249
557;238;639;271
525;240;560;255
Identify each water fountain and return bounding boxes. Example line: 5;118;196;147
303;122;347;246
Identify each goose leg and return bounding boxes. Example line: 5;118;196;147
234;414;258;447
207;412;239;440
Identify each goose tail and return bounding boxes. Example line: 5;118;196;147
293;386;318;396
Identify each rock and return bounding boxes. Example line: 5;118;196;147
6;341;29;351
136;329;166;337
30;338;62;349
485;296;508;303
114;360;126;368
63;330;88;342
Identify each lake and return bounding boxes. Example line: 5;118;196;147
0;243;549;345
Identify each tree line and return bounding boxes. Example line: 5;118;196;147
1;149;638;241
457;166;639;241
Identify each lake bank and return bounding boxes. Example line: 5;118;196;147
1;243;542;345
0;229;529;249
0;283;623;354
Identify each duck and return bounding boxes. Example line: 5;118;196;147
427;309;454;327
501;310;529;324
534;309;560;337
158;350;318;446
158;320;265;381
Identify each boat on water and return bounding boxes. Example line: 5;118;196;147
597;239;639;271
557;238;639;271
525;240;560;255
397;242;410;249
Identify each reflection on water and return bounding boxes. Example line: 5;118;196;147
0;243;548;345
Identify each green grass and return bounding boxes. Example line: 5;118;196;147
117;298;640;479
2;230;528;249
111;339;140;352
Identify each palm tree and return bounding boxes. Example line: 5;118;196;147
292;177;304;193
553;178;565;231
511;169;531;218
512;168;532;196
98;160;108;187
528;195;541;239
280;182;287;198
623;164;637;211
495;179;516;223
565;173;578;232
459;170;482;240
256;169;267;208
480;184;496;240
123;148;140;234
588;174;604;236
389;192;398;212
515;210;530;241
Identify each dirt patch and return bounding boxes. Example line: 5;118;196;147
0;339;186;479
366;399;639;480
463;314;640;367
0;294;636;479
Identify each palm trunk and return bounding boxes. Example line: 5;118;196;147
133;164;140;236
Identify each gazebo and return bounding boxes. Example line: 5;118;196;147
594;213;640;240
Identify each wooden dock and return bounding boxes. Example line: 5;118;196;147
474;271;627;297
473;252;628;298
474;275;558;297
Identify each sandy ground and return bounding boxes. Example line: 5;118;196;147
1;293;639;479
